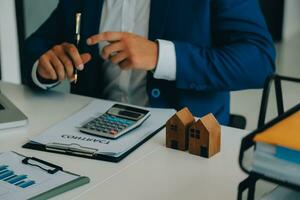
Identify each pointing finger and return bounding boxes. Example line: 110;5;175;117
87;32;124;45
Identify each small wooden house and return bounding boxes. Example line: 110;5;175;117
189;113;221;158
166;107;195;151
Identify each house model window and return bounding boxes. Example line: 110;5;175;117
190;129;195;138
170;124;177;131
195;130;200;139
190;129;200;139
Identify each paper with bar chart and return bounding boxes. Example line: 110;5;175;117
0;152;78;200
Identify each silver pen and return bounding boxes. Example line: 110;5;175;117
74;13;82;84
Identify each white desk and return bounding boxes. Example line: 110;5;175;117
0;82;247;200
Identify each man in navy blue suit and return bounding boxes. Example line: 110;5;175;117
24;0;276;125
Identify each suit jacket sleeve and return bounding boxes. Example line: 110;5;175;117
174;0;276;92
23;1;65;88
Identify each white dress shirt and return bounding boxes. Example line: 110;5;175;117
32;0;177;106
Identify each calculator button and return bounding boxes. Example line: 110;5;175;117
110;130;118;135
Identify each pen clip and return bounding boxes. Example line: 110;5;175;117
75;13;81;35
22;157;63;174
75;13;82;46
46;143;98;157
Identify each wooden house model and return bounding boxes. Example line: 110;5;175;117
166;107;195;151
188;113;221;158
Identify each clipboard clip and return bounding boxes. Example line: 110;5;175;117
46;143;98;157
22;157;63;174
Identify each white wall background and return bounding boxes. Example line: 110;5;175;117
24;0;58;38
0;0;21;84
283;0;300;40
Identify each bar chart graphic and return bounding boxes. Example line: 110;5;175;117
0;165;35;188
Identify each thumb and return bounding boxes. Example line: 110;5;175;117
81;53;92;64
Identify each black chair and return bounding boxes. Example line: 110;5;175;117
229;114;247;129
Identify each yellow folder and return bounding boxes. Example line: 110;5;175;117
254;111;300;151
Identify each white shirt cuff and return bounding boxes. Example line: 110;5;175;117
31;60;59;90
153;39;177;81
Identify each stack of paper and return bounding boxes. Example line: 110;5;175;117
252;111;300;185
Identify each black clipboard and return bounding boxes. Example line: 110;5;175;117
23;125;164;163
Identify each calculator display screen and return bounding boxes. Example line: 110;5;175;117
108;104;149;121
118;110;141;119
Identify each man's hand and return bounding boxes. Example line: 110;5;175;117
37;43;91;82
87;32;158;71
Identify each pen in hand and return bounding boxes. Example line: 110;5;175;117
74;13;82;84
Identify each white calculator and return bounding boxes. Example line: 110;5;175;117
79;104;150;139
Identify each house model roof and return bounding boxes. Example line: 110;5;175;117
197;113;220;133
173;107;195;126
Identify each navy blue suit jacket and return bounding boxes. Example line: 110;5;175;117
24;0;276;125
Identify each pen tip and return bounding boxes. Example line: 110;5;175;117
74;74;78;84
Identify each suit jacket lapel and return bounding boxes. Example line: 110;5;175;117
149;0;171;41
